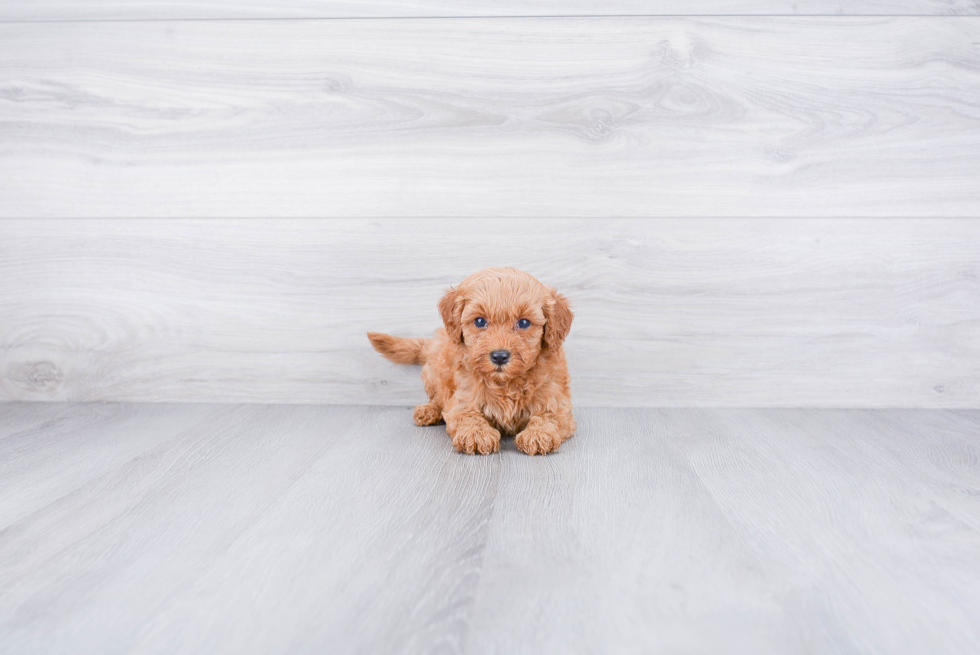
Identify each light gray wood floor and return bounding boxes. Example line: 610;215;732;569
1;403;978;654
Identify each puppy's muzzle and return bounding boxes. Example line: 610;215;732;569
489;350;511;366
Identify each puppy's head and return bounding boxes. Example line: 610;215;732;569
439;267;572;381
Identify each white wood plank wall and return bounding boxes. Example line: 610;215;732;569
1;218;977;407
2;18;980;217
1;1;977;21
1;4;978;407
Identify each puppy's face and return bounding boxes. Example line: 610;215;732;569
460;298;546;381
439;268;572;382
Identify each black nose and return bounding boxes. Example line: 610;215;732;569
490;350;511;366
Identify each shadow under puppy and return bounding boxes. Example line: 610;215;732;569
368;267;575;455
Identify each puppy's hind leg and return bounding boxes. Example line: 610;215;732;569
413;402;444;426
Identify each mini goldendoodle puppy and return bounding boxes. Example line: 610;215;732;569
368;267;575;456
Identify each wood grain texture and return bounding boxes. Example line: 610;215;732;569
465;407;980;653
0;403;497;653
1;403;978;653
0;403;222;528
2;18;980;217
2;0;978;21
1;218;977;407
666;408;980;654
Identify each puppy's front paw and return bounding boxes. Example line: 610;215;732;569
413;403;444;426
452;424;500;456
515;424;564;456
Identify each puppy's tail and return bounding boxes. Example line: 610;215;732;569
367;332;430;365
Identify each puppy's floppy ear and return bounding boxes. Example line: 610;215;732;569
543;288;573;350
438;285;464;343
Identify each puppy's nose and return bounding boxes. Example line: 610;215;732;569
490;350;511;366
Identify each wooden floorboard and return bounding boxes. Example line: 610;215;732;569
464;407;809;653
2;18;979;217
674;408;980;654
1;403;978;654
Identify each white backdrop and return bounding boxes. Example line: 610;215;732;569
2;218;976;406
1;7;979;407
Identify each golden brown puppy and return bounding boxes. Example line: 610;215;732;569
368;267;575;456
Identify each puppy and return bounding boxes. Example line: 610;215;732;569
368;267;575;456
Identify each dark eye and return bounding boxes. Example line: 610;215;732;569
517;318;531;329
474;317;487;328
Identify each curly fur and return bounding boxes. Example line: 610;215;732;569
368;267;575;456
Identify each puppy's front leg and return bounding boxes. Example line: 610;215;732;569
445;409;500;455
516;412;573;456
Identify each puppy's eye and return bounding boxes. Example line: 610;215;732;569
474;317;487;329
517;318;531;329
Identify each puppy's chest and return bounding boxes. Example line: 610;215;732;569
481;386;534;436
